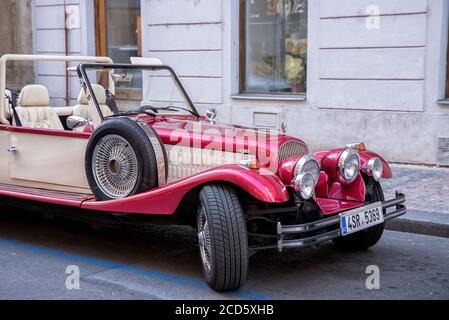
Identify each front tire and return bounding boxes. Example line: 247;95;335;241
333;179;385;252
197;184;249;291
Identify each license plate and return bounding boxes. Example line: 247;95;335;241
340;202;384;236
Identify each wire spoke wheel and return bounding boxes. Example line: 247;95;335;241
198;205;212;274
85;118;165;201
92;134;139;199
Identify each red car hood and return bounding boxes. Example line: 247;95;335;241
138;114;306;156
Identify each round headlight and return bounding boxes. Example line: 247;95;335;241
293;173;315;200
367;157;383;181
293;155;320;200
338;148;360;183
294;155;320;184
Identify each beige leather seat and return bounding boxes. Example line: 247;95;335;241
15;85;64;130
73;84;114;120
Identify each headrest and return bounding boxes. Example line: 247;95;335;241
78;84;107;105
18;85;50;107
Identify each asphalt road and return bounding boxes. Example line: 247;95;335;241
0;208;448;300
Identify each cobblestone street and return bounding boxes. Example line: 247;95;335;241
383;164;449;215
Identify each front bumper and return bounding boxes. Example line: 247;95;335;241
276;192;406;251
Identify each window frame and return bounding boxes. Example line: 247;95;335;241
94;0;108;57
446;29;449;99
236;0;308;101
94;0;142;58
94;0;143;97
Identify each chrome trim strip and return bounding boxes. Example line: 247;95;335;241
382;192;406;208
136;121;167;185
384;205;406;221
279;229;341;251
279;215;340;234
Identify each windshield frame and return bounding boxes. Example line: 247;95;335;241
77;63;200;122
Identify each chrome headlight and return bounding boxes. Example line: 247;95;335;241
367;157;383;181
338;148;360;183
293;155;320;200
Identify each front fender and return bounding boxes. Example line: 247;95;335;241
81;165;289;215
359;150;392;179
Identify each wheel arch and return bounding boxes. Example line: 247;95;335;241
174;181;261;225
81;165;290;215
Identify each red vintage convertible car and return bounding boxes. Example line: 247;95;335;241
0;54;405;291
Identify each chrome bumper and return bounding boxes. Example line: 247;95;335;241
276;192;406;252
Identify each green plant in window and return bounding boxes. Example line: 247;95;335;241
262;55;276;71
285;55;305;84
262;54;305;85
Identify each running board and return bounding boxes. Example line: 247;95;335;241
0;183;94;207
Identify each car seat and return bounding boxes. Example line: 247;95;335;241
14;85;64;130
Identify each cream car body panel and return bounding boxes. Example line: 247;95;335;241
165;144;254;183
9;132;89;189
0;129;10;181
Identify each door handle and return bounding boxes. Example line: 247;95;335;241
7;146;17;153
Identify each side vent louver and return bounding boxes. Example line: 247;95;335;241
437;136;449;164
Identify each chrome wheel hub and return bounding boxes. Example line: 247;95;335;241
92;134;139;199
198;206;212;274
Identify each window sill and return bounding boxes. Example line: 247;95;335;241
231;93;307;102
437;99;449;105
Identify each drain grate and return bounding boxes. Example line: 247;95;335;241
437;136;449;163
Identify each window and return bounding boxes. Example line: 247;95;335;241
239;0;308;96
95;0;141;89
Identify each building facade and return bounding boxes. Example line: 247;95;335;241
1;0;34;88
31;0;449;165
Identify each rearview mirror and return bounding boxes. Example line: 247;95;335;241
66;116;88;130
206;108;217;123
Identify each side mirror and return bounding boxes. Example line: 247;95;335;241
206;108;217;123
66;116;88;130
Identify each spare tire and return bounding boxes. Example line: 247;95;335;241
85;117;167;201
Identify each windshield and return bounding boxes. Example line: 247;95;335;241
78;64;199;120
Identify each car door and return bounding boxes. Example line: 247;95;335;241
0;127;10;184
8;127;90;191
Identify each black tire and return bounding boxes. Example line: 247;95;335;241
85;118;163;201
197;184;249;291
333;179;385;252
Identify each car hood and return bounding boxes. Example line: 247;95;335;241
137;114;307;156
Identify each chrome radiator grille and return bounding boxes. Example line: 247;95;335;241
278;140;309;162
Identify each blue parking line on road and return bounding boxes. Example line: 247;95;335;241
0;237;274;300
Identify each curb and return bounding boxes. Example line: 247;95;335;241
385;209;449;238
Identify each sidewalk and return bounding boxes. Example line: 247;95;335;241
382;164;449;238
